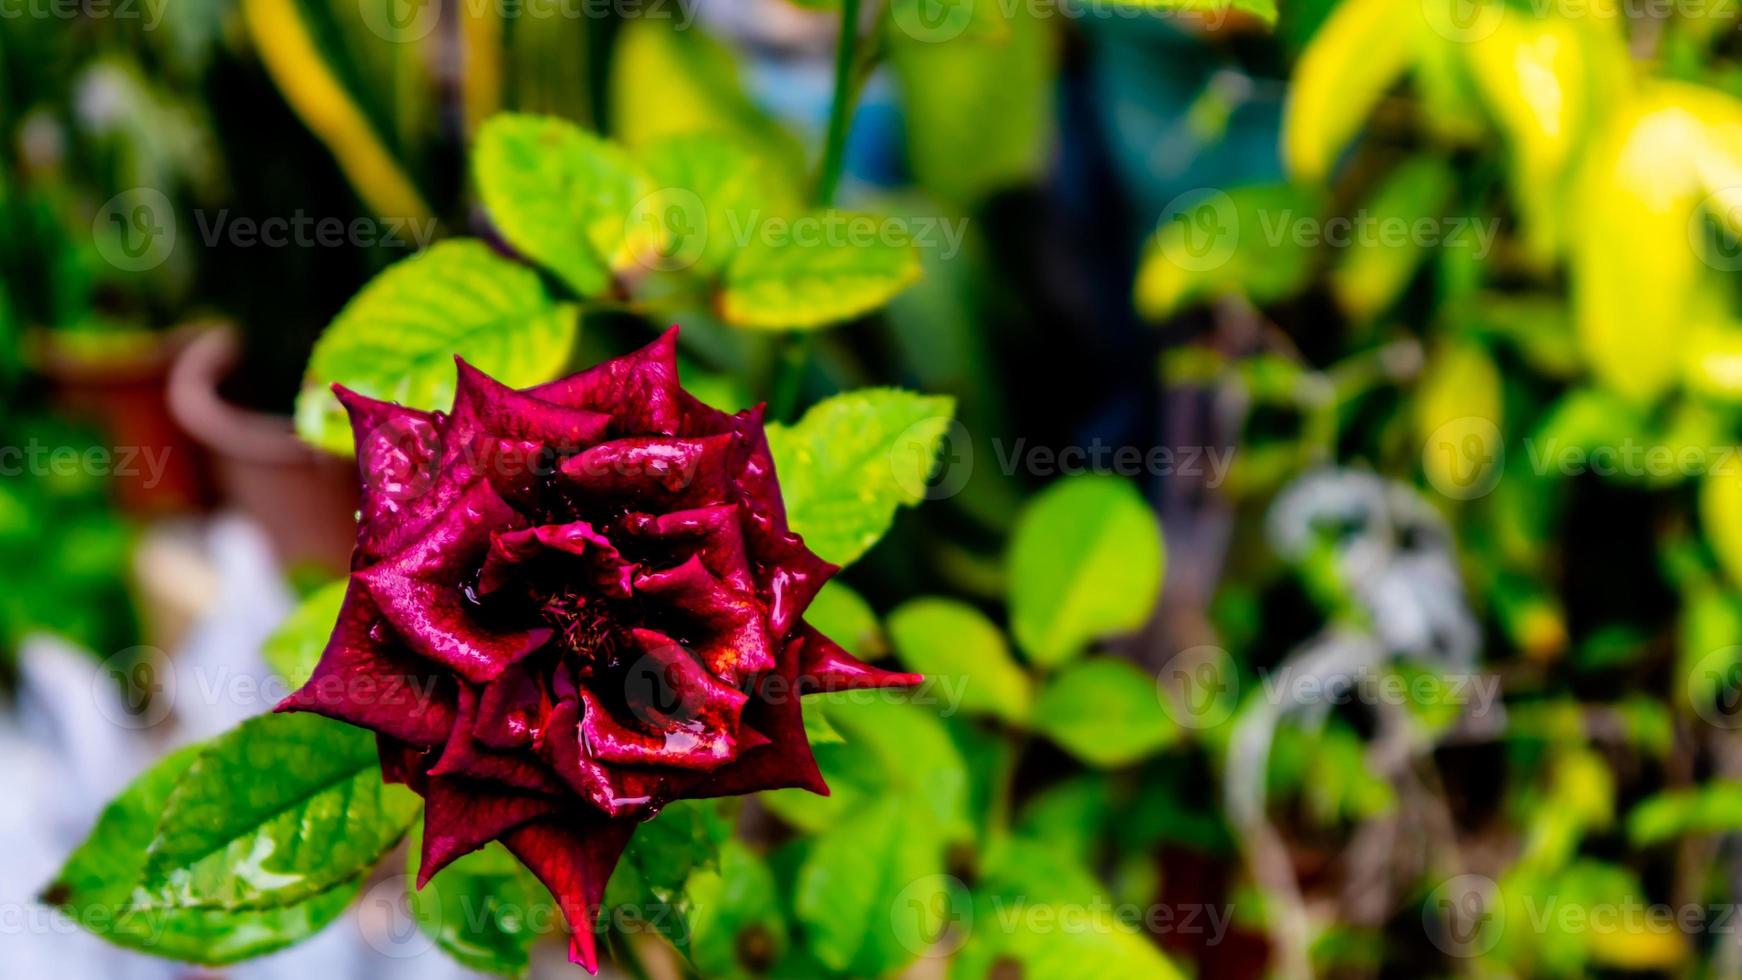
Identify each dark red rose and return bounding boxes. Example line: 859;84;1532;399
277;328;920;972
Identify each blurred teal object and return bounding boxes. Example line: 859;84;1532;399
1082;17;1286;229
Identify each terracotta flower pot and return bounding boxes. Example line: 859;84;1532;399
30;325;213;515
167;326;357;573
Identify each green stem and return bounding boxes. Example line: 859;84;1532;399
814;0;864;208
768;333;813;423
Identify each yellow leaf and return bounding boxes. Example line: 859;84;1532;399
1415;341;1503;501
1282;0;1418;181
1462;12;1625;262
1659;81;1742;239
1586;924;1688;971
242;0;432;225
1570;88;1706;404
1706;458;1742;589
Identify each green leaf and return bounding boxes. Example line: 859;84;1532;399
805;580;882;660
793;792;946;976
1134;184;1320;320
684;840;786;978
262;579;347;687
139;712;421;910
603;799;737;951
1104;0;1274;21
474;113;655;298
1031;658;1177;767
42;743;363;964
1329;157;1457;321
887;0;1051;206
1628;782;1742;846
718;210;922;330
1414;340;1504;501
1570;92;1700;405
1679;585;1742;718
295;240;578;453
406;824;552;977
759;738;883;833
609;18;804;179
1008;475;1165;666
888;597;1031;724
765;389;955;566
802;705;846;745
637;132;793;280
814;696;973;836
616;798;736;899
1012;776;1111;870
954;835;1188;980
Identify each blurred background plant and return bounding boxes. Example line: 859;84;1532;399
16;0;1742;976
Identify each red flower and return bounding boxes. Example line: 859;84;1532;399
277;328;920;971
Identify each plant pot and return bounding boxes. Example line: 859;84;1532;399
30;325;214;515
167;326;357;573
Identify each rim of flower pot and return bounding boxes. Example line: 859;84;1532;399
167;324;330;467
25;322;197;384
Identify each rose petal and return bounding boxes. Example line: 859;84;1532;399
500;815;637;974
632;556;774;683
622;505;755;595
275;581;456;745
577;629;748;771
687;625;827;799
480;522;634;599
418;777;563;886
537;699;666;818
558;433;738;512
334;386;469;562
428;684;567;795
358;480;551;683
796;622;925;694
530;327;687;436
474;661;551;749
454;357;613;449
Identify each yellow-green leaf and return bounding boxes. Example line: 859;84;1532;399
1008;476;1165;666
1283;0;1417;181
1702;460;1742;590
474;113;655;298
888;598;1031;723
719;210;922;330
1571;88;1703;404
295;240;577;453
1414;340;1504;501
765;389;954;565
609;19;804;180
